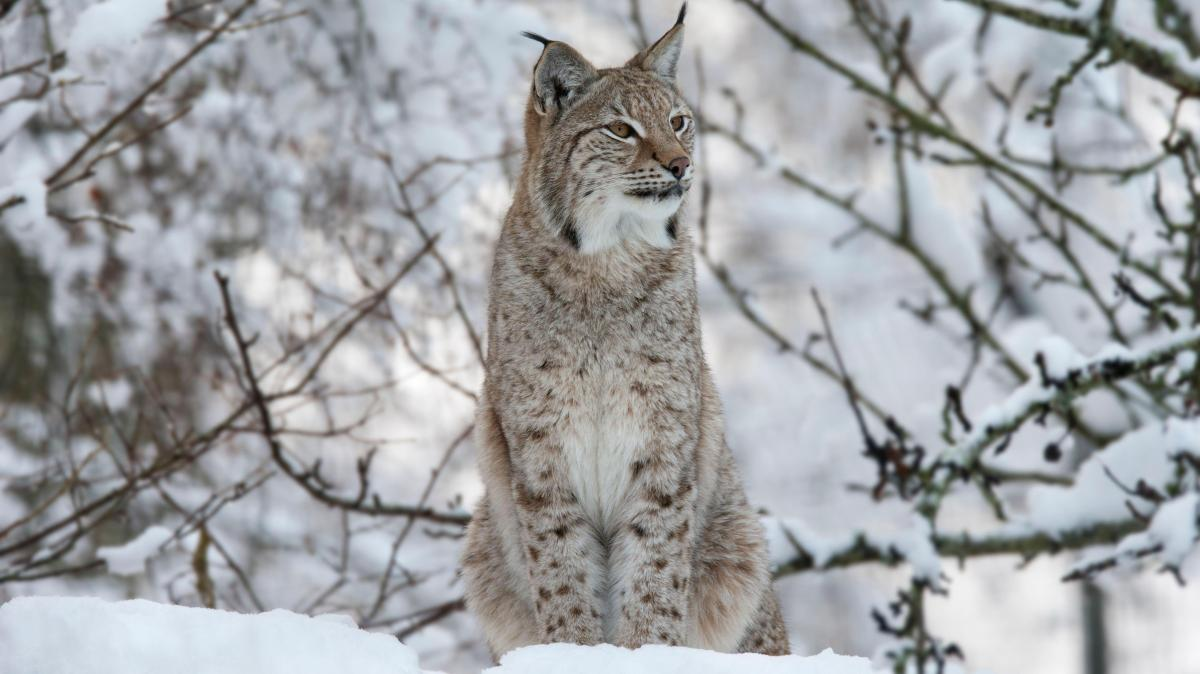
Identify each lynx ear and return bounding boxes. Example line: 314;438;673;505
627;3;686;81
523;32;598;117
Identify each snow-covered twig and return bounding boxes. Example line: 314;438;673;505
770;518;1144;579
920;328;1200;517
1063;493;1200;585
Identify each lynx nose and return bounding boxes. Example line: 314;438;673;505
667;156;691;180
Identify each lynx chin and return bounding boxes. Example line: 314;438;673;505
460;4;789;659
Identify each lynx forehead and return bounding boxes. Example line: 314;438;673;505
460;3;789;661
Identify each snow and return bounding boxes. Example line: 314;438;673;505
86;378;135;411
879;516;942;585
1036;335;1087;379
1175;351;1198;385
946;328;1200;466
67;0;165;68
3;1;1200;672
1107;493;1200;569
313;612;361;628
960;378;1044;456
1064;492;1199;579
764;515;856;569
0;596;879;674
488;644;880;674
1017;415;1199;577
763;515;942;585
1141;494;1200;568
1165;416;1200;457
1022;422;1174;534
0;178;47;230
0;100;39;144
901;156;983;290
95;526;173;576
0;596;428;674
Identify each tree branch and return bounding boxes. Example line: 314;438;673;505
212;238;471;527
773;518;1144;578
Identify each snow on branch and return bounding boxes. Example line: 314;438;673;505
767;516;1143;580
1027;418;1200;584
935;328;1200;479
1063;493;1199;585
763;334;1200;584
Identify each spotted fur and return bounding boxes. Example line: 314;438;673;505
461;6;788;659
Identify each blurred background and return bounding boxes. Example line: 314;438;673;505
2;1;1199;672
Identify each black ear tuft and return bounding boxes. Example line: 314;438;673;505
675;2;686;26
521;31;553;47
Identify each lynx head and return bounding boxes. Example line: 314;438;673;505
521;4;694;254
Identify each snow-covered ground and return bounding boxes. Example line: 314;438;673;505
488;643;879;674
3;1;1200;673
0;596;878;674
0;596;428;674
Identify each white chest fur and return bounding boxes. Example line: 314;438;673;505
574;200;676;254
559;369;649;538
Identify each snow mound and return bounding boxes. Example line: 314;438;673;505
0;596;881;674
0;596;428;674
488;643;880;674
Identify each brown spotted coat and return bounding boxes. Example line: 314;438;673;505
460;8;788;659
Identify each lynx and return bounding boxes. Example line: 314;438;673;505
460;5;788;659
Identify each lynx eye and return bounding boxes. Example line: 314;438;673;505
671;115;690;132
606;121;634;139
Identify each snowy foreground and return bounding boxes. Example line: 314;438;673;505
0;596;879;674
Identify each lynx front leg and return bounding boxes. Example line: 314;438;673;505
510;427;605;645
609;442;698;648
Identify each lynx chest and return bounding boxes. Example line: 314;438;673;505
496;247;699;538
555;352;658;537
